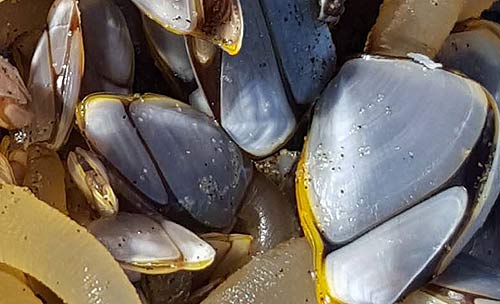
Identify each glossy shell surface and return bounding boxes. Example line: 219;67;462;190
77;93;250;228
297;55;500;303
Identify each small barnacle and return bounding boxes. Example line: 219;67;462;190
0;56;33;130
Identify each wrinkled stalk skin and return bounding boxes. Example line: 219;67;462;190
234;172;301;254
0;184;141;304
367;0;496;58
201;238;317;304
366;0;463;58
23;144;67;214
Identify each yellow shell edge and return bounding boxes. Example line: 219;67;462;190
296;141;343;304
123;258;214;275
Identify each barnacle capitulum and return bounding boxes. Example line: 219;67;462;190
188;0;337;156
3;0;500;302
130;0;243;55
78;0;134;96
0;184;141;304
67;147;118;217
27;0;84;150
188;0;296;157
76;93;250;228
297;55;500;303
88;212;216;274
